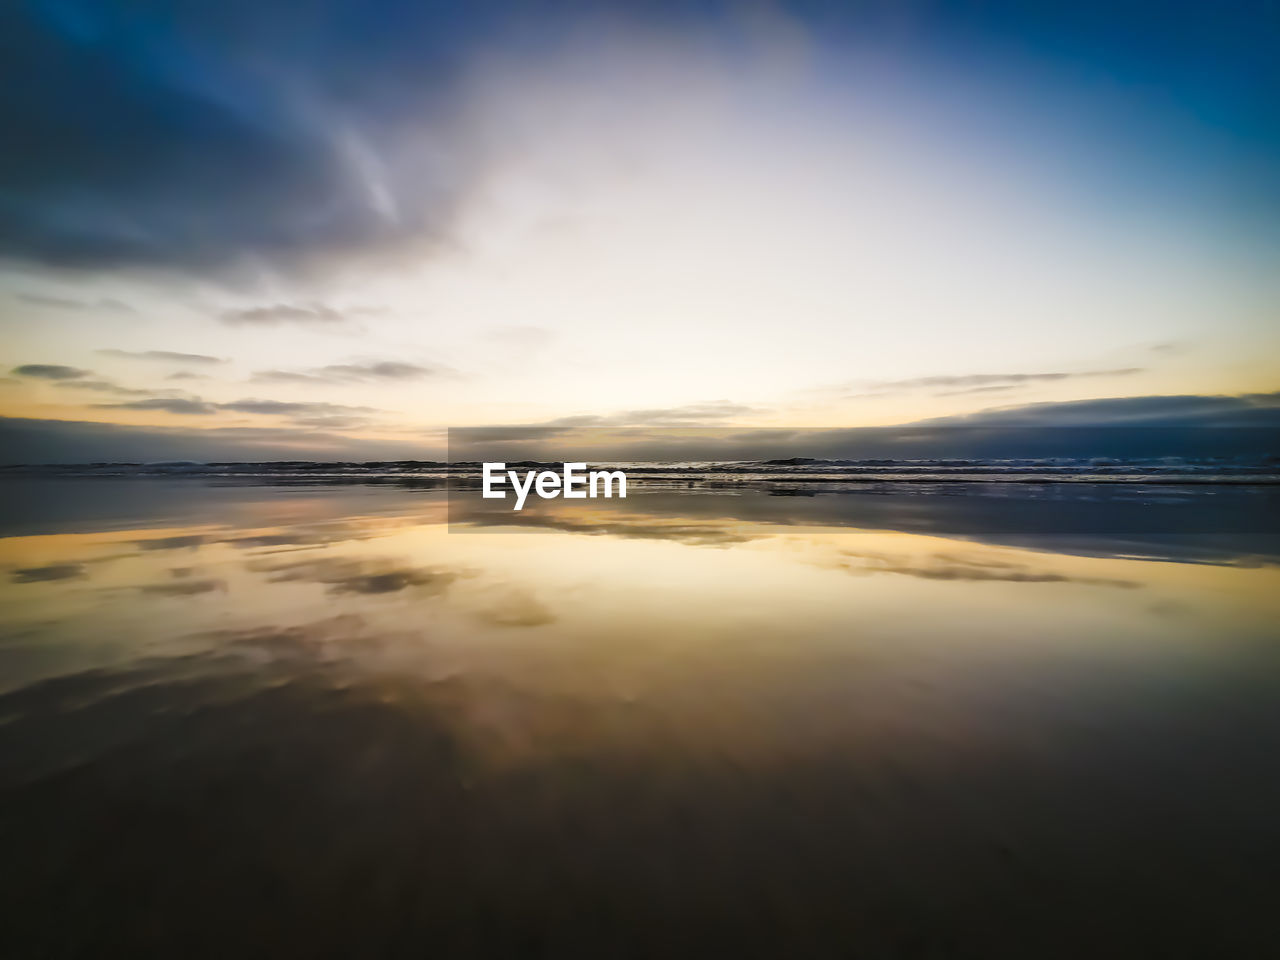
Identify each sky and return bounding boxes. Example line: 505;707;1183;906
1;0;1277;462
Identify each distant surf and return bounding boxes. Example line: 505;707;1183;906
2;456;1277;484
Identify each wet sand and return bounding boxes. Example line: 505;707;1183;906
1;479;1278;957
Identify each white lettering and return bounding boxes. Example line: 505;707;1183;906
535;470;561;498
562;462;587;498
480;463;627;509
509;469;536;511
590;470;627;499
482;462;506;499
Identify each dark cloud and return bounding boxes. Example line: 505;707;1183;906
99;349;226;364
219;398;376;417
253;360;443;384
934;391;1280;428
247;556;458;596
0;415;435;463
88;395;377;419
291;415;372;429
0;0;1275;281
10;563;86;583
221;304;348;326
0;1;500;273
12;364;90;380
136;578;227;596
95;397;217;415
166;372;208;381
5;391;1277;465
137;535;208;552
454;393;1280;462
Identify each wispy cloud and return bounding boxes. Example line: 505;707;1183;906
56;379;152;396
218;398;377;417
98;349;226;364
221;304;347;326
90;393;378;420
18;294;133;312
552;401;760;428
95;397;218;415
252;360;445;384
829;549;1139;588
855;368;1144;397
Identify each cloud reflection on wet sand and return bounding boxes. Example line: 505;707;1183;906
0;482;1278;956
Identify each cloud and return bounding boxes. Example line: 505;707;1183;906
0;415;438;463
167;372;208;381
137;535;208;552
136;578;228;596
0;1;492;273
5;391;1277;465
12;364;90;380
933;385;1022;397
249;370;330;385
828;549;1140;588
246;556;458;596
854;368;1144;397
218;398;376;417
98;349;226;364
17;294;133;312
10;563;86;583
95;397;218;415
448;402;762;450
454;392;1280;461
252;360;445;384
56;379;152;396
88;395;377;419
933;391;1280;428
290;415;373;429
602;402;760;426
221;304;348;326
320;361;440;381
544;401;761;429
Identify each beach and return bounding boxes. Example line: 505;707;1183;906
2;474;1277;956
